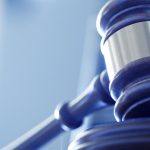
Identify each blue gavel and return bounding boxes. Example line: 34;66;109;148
3;0;150;149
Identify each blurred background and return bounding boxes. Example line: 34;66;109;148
0;0;108;149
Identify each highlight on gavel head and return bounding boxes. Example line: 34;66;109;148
96;0;150;121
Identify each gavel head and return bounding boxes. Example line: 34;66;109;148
96;0;150;121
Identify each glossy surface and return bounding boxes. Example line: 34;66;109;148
97;0;150;42
69;119;150;150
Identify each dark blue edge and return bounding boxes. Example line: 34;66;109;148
69;118;150;149
110;57;150;100
114;80;150;121
97;0;150;45
110;57;150;121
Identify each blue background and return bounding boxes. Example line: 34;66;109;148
0;0;106;149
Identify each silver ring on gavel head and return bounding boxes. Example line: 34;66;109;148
102;21;150;82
